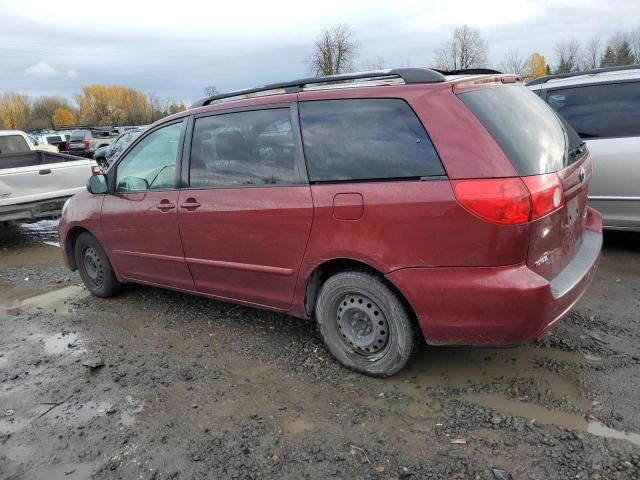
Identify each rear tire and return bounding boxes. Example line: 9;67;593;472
315;270;417;377
74;232;123;298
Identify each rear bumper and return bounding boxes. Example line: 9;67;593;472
0;196;72;223
386;208;603;345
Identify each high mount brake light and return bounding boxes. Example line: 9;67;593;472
453;174;566;225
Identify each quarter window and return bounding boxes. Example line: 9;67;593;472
190;108;298;187
298;99;445;182
546;81;640;138
116;122;182;192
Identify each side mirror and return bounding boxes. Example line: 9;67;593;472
87;174;108;194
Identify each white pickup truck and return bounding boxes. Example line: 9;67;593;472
0;130;98;224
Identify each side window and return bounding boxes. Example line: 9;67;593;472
298;99;445;182
546;82;640;138
190;108;298;187
116;122;182;192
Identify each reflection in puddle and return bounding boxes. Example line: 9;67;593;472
1;285;89;318
42;332;84;356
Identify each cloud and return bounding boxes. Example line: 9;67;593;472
65;69;78;78
24;61;59;77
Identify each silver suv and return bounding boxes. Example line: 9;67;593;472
528;65;640;231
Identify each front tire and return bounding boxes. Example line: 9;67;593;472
74;232;123;298
315;271;417;377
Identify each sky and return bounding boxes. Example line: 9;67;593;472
0;0;639;105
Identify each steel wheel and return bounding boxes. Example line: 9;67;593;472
82;246;104;288
336;293;390;359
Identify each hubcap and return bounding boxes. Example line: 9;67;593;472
83;247;103;287
337;293;388;355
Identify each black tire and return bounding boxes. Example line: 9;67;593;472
315;270;418;377
74;232;123;298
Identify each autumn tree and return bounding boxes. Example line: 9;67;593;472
0;93;31;130
526;52;548;80
311;24;359;76
434;25;488;70
76;85;152;126
498;50;527;76
555;39;581;73
52;108;76;128
30;96;72;130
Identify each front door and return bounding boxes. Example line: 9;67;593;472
101;121;194;290
177;106;313;309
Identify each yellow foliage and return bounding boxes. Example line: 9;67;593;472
76;85;152;126
51;108;76;128
527;53;547;80
0;93;31;130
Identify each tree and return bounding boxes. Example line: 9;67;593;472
555;39;581;73
360;55;388;71
30;96;72;130
311;24;359;76
526;52;547;80
601;46;617;67
76;85;152;126
0;93;31;130
434;24;488;70
498;50;527;76
631;27;640;64
51;108;76;128
582;37;601;70
204;86;219;97
616;40;634;65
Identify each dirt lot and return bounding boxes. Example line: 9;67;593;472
1;220;639;480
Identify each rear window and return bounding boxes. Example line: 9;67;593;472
46;135;62;143
70;131;86;141
0;135;30;155
299;99;445;182
545;81;640;139
459;85;580;176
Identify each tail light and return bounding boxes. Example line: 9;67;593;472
453;174;565;225
522;173;565;220
83;140;90;150
66;141;70;150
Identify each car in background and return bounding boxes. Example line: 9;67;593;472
0;130;58;154
94;127;146;170
67;129;118;158
59;68;601;377
35;133;67;152
528;64;640;231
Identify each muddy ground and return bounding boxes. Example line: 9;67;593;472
0;221;639;480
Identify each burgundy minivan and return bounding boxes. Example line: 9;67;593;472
59;68;602;377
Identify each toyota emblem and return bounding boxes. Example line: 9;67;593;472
578;166;586;183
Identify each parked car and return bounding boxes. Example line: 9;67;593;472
528;64;640;231
1;130;99;224
0;130;58;154
94;127;146;170
35;132;67;152
67;129;118;158
58;68;602;377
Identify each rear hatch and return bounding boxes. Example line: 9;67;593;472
457;82;591;280
69;131;88;153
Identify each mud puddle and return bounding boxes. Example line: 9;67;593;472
0;284;88;318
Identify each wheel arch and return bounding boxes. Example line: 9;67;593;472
303;258;418;325
64;226;95;270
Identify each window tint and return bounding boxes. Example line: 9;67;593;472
299;99;444;182
0;135;30;154
545;81;640;138
190;108;298;187
459;85;579;176
116;122;182;192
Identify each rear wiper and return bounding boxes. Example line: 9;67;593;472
568;141;586;158
576;132;599;139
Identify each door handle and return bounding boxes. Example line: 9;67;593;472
39;169;52;175
180;198;201;209
155;200;176;211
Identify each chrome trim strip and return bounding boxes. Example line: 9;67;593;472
589;195;640;201
186;257;294;276
113;250;185;263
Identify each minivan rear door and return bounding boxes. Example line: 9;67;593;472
177;104;313;309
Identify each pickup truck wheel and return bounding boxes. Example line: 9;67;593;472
75;232;123;297
315;271;417;377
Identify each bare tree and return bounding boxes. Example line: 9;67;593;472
204;86;219;97
433;25;488;70
582;37;601;70
311;24;359;76
360;55;388;71
497;50;527;76
555;38;581;73
629;28;640;63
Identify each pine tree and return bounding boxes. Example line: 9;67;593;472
616;40;634;65
600;46;616;67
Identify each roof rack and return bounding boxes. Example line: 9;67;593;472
433;68;502;75
527;64;640;86
191;68;447;108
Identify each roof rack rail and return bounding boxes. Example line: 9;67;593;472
527;64;640;86
191;68;447;108
433;68;502;75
